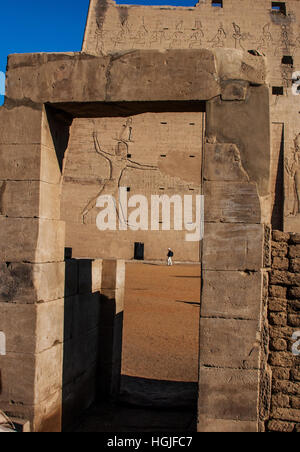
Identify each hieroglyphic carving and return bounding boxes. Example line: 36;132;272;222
210;23;227;48
274;24;291;56
285;134;300;216
293;29;300;56
189;20;205;49
132;18;149;48
281;66;293;90
169;21;185;49
232;22;251;50
82;119;158;224
257;24;273;54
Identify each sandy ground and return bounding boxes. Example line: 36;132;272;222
72;262;200;432
122;263;201;382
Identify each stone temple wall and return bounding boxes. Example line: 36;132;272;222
61;111;204;261
0;0;298;432
267;230;300;432
83;0;300;233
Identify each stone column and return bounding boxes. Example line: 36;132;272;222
98;260;125;400
0;104;66;431
198;84;271;432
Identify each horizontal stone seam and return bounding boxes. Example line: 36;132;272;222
0;260;65;265
0;215;61;221
198;416;258;424
204;221;261;224
0;179;60;186
200;365;262;371
0;217;63;222
0;298;65;305
200;315;260;321
0;142;42;146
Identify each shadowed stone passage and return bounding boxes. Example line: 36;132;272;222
71;377;197;432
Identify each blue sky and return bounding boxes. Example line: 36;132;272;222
0;0;197;105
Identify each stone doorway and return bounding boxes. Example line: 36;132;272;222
58;102;205;430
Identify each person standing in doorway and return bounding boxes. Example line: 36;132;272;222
167;248;174;266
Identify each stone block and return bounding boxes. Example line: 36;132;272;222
271;408;300;423
36;300;64;354
35;219;65;263
290;396;300;409
203;223;263;271
204;181;260;223
288;300;300;311
272;380;300;396
289;259;300;273
198;367;259;421
291;368;300;382
269;352;294;368
272;241;288;258
35;344;63;404
272;368;290;380
199;318;260;369
270;270;300;286
272;231;290;242
206;85;270;196
221;80;248;101
41;145;61;185
287;314;300;327
268;420;295;432
289;233;300;244
0;106;42;145
0;262;65;304
0;352;36;405
0;303;36;354
0;144;41;181
92;259;102;292
271;393;290;408
268;298;287;312
269;285;287;299
0;299;64;354
198;416;257;432
269;312;287;327
272;257;289;270
201;270;262;320
270;338;287;352
101;260;117;289
288;287;300;299
204;143;250;182
33;390;62;432
101;260;125;290
0;181;59;219
289;245;300;259
0;218;65;263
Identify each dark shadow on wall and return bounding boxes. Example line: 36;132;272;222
45;105;73;172
271;126;284;231
61;250;124;431
69;375;198;432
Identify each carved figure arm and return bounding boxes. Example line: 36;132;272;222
126;159;158;171
93;132;114;157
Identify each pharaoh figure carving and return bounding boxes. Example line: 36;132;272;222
285;133;300;216
82;119;158;224
210;23;227;48
257;24;273;54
